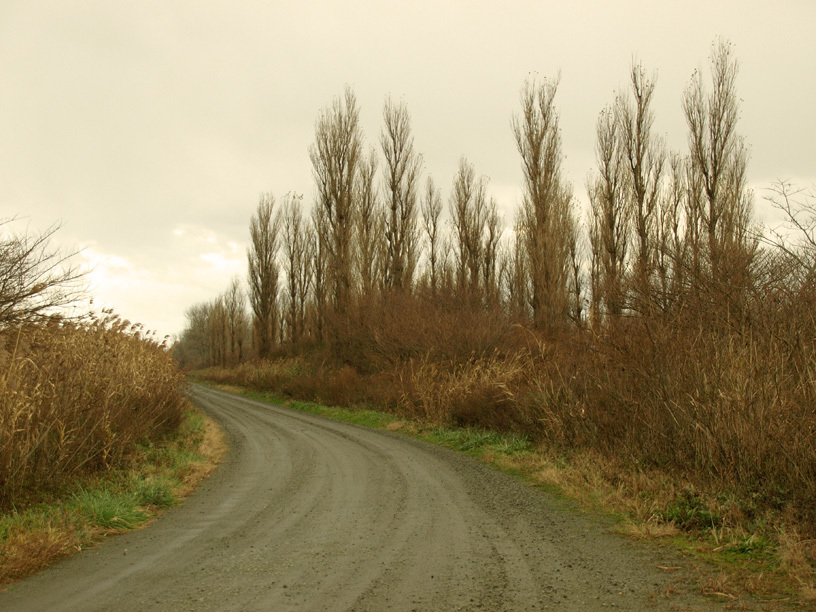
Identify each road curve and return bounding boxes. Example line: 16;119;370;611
1;384;715;611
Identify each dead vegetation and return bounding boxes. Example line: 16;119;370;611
0;217;187;513
0;313;186;510
184;40;816;601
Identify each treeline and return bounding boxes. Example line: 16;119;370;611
180;41;816;527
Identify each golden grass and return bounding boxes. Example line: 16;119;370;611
0;313;185;510
0;525;78;582
0;409;225;586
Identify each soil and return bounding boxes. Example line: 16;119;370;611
1;384;724;611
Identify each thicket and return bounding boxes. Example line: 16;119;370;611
0;223;186;511
181;41;816;531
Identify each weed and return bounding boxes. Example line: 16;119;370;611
0;406;223;584
69;487;146;530
660;490;723;531
133;477;176;508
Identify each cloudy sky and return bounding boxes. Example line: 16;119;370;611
2;1;814;339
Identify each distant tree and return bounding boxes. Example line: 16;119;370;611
504;216;530;319
310;204;328;342
247;193;280;359
482;195;502;306
208;295;228;367
280;194;312;344
381;97;422;291
450;157;484;297
223;275;247;363
356;149;383;298
588;105;628;321
512;77;576;331
175;301;211;368
310;87;363;314
448;158;502;305
654;153;690;311
420;177;443;295
617;62;666;311
682;39;754;290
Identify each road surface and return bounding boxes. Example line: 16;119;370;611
1;384;718;611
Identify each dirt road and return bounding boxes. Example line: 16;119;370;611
1;385;718;611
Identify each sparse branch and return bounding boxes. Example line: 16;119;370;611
763;180;816;273
0;218;86;327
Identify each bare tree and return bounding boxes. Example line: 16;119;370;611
512;77;575;331
176;301;211;367
310;86;363;314
223;275;247;363
0;219;85;327
247;193;280;359
208;295;228;367
280;193;313;344
420;177;443;295
450;157;486;297
482;196;502;306
618;62;666;310
356;149;383;297
310;204;328;342
588;106;629;320
764;181;816;276
381;97;422;291
653;153;690;311
683;39;754;286
505;218;530;320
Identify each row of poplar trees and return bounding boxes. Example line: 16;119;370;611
183;39;753;366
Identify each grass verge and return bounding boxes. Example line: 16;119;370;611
0;404;226;586
200;379;813;610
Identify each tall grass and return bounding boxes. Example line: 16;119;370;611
0;312;185;510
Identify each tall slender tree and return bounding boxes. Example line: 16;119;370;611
512;76;576;331
618;63;665;311
223;275;247;363
381;97;422;291
247;193;280;359
280;193;312;344
683;39;754;289
588;105;628;320
420;177;443;296
310;87;363;314
356;148;383;297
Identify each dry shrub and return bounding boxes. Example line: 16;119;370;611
403;351;530;430
0;313;185;510
321;365;363;407
330;290;514;372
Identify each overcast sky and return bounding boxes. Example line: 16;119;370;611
2;1;814;339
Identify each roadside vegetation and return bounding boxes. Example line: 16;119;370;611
180;39;815;605
0;219;220;584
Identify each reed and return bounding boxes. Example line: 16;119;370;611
0;312;185;510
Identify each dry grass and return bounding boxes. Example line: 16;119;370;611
0;525;77;581
0;312;186;511
0;408;224;586
173;416;227;498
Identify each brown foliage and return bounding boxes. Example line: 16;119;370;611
0;314;185;510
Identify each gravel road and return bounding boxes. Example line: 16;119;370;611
1;384;719;611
